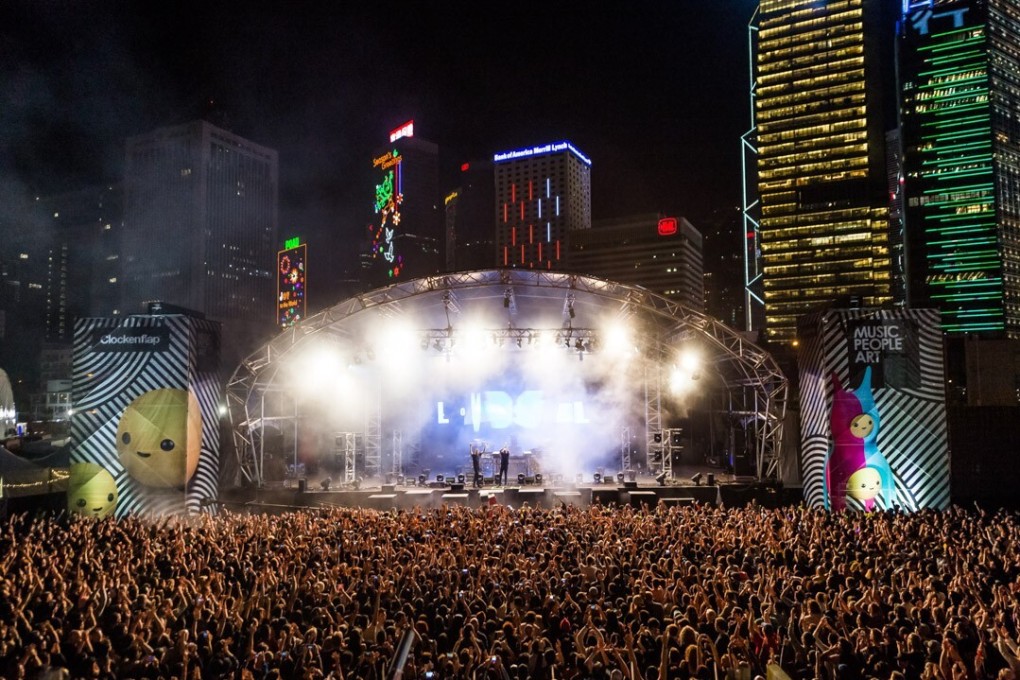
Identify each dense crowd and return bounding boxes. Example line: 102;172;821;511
1;500;1019;680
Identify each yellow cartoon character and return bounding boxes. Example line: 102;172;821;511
68;462;118;518
116;388;201;487
846;466;882;503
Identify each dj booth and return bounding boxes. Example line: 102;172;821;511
480;451;540;478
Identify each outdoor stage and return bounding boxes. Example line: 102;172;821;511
218;467;803;513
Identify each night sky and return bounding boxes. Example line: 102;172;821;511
3;1;758;259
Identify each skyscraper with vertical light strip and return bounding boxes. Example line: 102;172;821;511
493;141;591;269
756;0;896;344
899;0;1020;337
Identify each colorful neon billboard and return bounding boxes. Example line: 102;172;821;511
369;149;405;278
277;242;306;327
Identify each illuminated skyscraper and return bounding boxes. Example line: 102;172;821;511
567;214;705;312
366;121;442;285
493;141;591;270
756;0;896;343
898;0;1020;337
445;159;496;272
122;121;278;336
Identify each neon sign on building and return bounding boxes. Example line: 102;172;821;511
369;149;405;277
277;241;306;328
493;141;592;166
389;120;414;143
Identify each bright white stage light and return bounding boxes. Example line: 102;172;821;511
669;366;696;394
679;349;701;374
602;323;635;358
372;319;421;380
292;343;346;394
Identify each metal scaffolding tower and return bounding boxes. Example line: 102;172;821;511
363;388;381;479
620;427;631;473
391;430;403;476
334;432;357;484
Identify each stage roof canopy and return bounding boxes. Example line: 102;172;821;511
227;270;788;485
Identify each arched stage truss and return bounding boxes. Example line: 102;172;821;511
227;270;789;486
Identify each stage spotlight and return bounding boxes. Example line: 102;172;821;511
421;336;429;350
437;474;445;484
593;472;602;484
457;474;466;484
515;337;523;348
617;472;625;484
320;477;332;491
575;338;584;351
691;473;703;486
397;475;405;486
517;473;526;485
656;472;668;486
627;469;637;482
535;473;543;485
418;474;426;485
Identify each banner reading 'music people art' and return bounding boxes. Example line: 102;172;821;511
71;314;220;518
797;308;949;512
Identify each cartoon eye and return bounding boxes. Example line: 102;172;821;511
121;432;131;444
160;439;175;451
77;498;87;508
107;493;115;502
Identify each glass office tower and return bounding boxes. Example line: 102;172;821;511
899;0;1020;337
757;0;895;344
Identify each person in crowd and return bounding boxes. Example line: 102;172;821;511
498;446;510;486
470;443;483;488
1;501;1019;679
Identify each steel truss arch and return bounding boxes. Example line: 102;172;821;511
227;270;788;486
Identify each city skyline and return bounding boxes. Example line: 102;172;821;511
2;2;758;265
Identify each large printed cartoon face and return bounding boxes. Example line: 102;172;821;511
846;466;882;501
116;388;201;488
68;463;118;518
849;414;875;439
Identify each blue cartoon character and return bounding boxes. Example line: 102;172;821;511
825;367;895;511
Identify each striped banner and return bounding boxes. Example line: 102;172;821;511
71;316;221;518
797;309;949;511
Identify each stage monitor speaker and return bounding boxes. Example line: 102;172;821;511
297;478;307;493
623;481;638;489
449;483;465;492
381;484;396;494
707;473;716;486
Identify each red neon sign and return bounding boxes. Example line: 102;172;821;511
388;120;414;143
658;217;678;236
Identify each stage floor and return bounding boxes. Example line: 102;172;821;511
219;463;799;513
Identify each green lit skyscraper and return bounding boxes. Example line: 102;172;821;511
755;0;897;344
899;0;1020;336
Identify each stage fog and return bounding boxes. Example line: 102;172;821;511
272;321;653;483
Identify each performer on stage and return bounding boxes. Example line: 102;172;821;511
470;443;483;487
498;445;510;486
